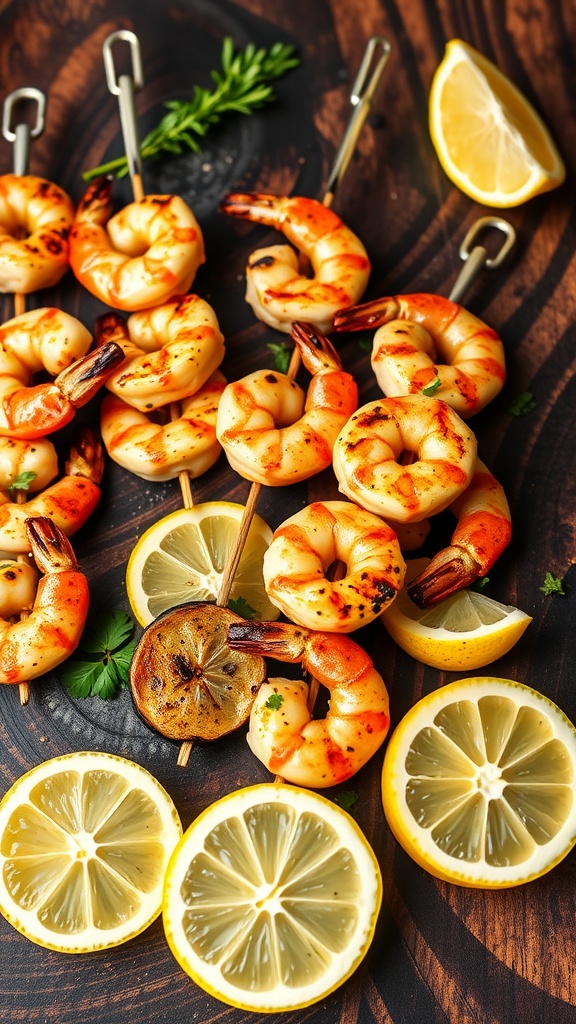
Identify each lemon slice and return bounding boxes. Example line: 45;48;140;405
382;677;576;887
126;501;279;626
163;782;382;1011
429;38;565;206
381;558;532;670
0;751;182;952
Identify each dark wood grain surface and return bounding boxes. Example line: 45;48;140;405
1;1;576;1021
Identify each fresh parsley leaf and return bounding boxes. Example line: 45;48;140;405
471;576;489;591
267;341;291;374
228;596;259;619
79;611;134;654
421;377;442;397
7;471;36;493
60;611;137;700
265;692;284;710
507;391;537;416
84;38;300;181
333;791;359;812
540;572;565;596
358;337;372;353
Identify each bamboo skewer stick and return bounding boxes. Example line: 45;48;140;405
2;86;46;705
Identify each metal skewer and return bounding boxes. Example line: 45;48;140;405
2;86;47;706
448;215;516;303
103;30;194;509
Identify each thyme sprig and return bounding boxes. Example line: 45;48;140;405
84;38;300;181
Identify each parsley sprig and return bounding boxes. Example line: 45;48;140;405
60;611;137;699
8;471;36;493
84;38;300;181
267;340;291;374
540;572;566;596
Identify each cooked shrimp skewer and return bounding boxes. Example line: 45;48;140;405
221;192;370;333
216;321;358;485
408;458;512;607
335;293;506;418
94;295;225;411
0;428;104;552
0;174;74;294
263;500;405;632
0;307;123;438
69;175;205;311
0;516;88;685
100;372;226;482
333;394;477;522
227;619;390;788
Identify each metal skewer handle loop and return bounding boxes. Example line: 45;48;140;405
449;215;516;303
2;87;46;175
324;35;391;205
103;29;145;187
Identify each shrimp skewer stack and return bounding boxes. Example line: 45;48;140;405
0;95;123;702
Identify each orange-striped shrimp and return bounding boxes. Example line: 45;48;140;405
335;293;506;418
0;174;74;293
0;428;104;552
407;458;512;607
333;395;477;522
263;500;405;632
227;619;390;788
221;192;370;333
94;294;225;411
216;321;358;485
100;372;226;482
0;307;123;439
69;176;205;310
0;517;89;685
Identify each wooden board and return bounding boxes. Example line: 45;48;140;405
1;1;576;1021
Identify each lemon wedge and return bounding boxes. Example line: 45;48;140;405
429;38;565;206
381;558;531;670
163;782;381;1011
126;501;279;626
0;752;182;952
382;677;576;887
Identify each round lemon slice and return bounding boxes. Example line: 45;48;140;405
0;751;182;952
382;677;576;888
163;783;382;1011
381;558;532;670
126;501;279;626
429;38;565;207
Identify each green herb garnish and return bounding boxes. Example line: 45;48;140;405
421;377;442;397
84;38;300;181
267;340;291;374
60;611;137;699
358;337;372;353
7;471;36;493
471;576;490;591
540;572;565;596
228;596;258;619
333;791;359;812
507;391;537;416
265;692;284;710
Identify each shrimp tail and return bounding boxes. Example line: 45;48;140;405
407;544;481;608
75;174;114;224
334;296;401;331
94;311;128;348
220;192;278;225
55;341;125;408
25;516;80;574
65;427;105;484
227;620;307;662
291;321;342;372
